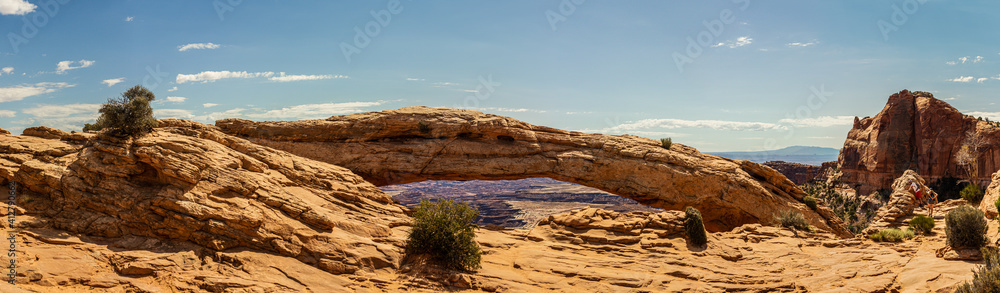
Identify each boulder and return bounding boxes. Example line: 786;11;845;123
981;170;1000;217
863;170;935;234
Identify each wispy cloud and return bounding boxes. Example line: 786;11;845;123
269;73;348;82
778;116;854;127
405;78;425;81
176;71;275;84
471;107;548;113
947;56;985;65
0;110;14;118
56;60;95;74
712;36;752;49
16;103;101;131
167;86;178;92
607;118;784;132
242;101;385;120
948;76;975;83
1;67;12;75
165;96;187;103
178;43;220;52
0;0;36;15
203;103;219;108
0;82;75;103
125;16;134;22
968;111;1000;121
786;41;818;47
102;78;125;87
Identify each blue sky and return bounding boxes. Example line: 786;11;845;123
0;0;998;152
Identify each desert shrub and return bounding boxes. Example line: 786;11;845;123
684;206;707;247
962;184;985;203
945;205;988;249
87;85;158;137
803;196;818;210
660;138;672;149
406;199;482;271
955;247;1000;293
775;209;811;232
995;197;1000;216
908;215;935;235
868;228;915;242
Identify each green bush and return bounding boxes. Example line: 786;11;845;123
868;228;915;242
955;247;1000;293
945;205;988;249
660;138;672;149
962;184;985;203
86;85;158;137
803;196;818;210
406;199;482;271
684;206;707;247
908;215;935;235
775;209;811;232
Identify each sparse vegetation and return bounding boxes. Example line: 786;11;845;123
956;130;985;182
660;138;672;149
908;215;935;235
961;184;985;203
684;206;708;247
945;205;988;249
868;228;915;242
802;196;818;210
955;247;1000;293
802;177;883;234
417;121;431;133
84;85;158;137
406;199;482;271
775;209;811;232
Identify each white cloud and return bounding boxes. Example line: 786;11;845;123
176;71;275;84
968;112;1000;121
711;36;753;49
0;110;14;118
949;56;985;65
269;72;347;82
607;118;784;132
167;86;178;92
203;103;219;108
786;41;818;47
178;43;220;52
102;78;125;87
433;82;459;86
56;60;95;74
405;78;424;81
948;76;975;83
946;61;957;65
242;101;385;120
125;16;134;22
22;103;100;118
977;77;989;83
166;96;187;103
155;109;194;119
0;82;75;103
777;116;855;127
1;67;12;75
472;107;548;113
0;0;36;15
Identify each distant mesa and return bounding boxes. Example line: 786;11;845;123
707;146;840;166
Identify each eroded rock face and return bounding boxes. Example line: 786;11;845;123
763;161;833;185
981;170;1000;217
839;90;1000;195
0;119;409;276
217;106;850;236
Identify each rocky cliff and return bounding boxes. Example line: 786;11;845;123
839;90;1000;195
763;161;834;185
0;121;410;281
216;106;850;236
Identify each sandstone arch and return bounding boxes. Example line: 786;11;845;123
217;107;850;236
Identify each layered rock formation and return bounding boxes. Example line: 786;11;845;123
216;106;850;236
981;170;1000;217
839;90;1000;195
763;161;834;185
863;170;938;234
0;120;410;281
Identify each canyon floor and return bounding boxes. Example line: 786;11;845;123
2;200;988;292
